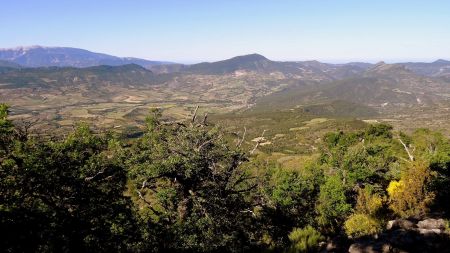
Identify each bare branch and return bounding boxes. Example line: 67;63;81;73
201;112;208;126
136;189;163;215
191;105;199;123
398;137;414;161
237;127;246;148
197;139;213;152
140;180;148;190
250;129;266;155
229;183;258;194
85;170;105;181
240;209;256;217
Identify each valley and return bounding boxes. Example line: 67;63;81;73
1;52;449;139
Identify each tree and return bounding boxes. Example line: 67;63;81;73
410;129;450;216
125;110;259;252
0;118;139;252
259;163;323;247
316;175;351;233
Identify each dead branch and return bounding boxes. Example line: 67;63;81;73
201;112;208;126
85;170;105;181
250;129;266;155
197;139;213;151
191;105;199;123
240;209;256;217
13;118;40;139
237;127;247;148
140;180;148;190
398;137;414;161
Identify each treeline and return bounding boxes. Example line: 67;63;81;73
1;104;449;252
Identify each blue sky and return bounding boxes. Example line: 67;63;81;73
1;0;449;63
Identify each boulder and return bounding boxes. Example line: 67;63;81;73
386;219;415;230
417;218;446;230
417;228;442;235
349;242;392;253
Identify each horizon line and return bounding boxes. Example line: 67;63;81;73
0;45;449;65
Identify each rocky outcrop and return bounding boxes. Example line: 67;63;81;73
417;218;446;230
347;218;450;253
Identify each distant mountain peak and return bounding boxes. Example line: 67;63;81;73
368;62;408;73
433;59;450;64
374;61;386;66
230;53;268;61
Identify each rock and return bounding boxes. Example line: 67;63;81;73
349;218;450;253
386;220;395;230
326;241;338;251
386;219;415;230
417;228;442;235
417;218;446;230
349;242;392;253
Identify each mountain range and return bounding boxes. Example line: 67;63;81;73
0;47;449;129
1;46;449;80
148;53;450;81
0;46;171;68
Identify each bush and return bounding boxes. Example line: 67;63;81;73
288;226;324;253
387;162;435;218
316;175;351;232
344;214;381;238
355;187;385;218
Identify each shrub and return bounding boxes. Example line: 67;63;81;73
387;162;435;218
288;226;324;253
344;214;381;238
355;187;385;218
316;175;351;232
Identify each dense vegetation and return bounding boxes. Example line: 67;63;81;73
1;104;449;252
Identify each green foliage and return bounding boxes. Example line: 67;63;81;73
410;129;450;215
0;104;14;147
344;214;381;238
125;112;258;252
0;118;139;252
288;226;324;253
270;165;323;215
1;104;450;252
260;163;324;246
316;175;351;232
364;124;393;140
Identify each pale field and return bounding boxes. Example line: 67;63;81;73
0;73;290;133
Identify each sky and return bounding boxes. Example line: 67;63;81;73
1;0;450;63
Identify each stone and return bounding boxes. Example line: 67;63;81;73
417;228;442;235
348;242;392;253
386;219;415;230
386;220;395;230
417;218;446;230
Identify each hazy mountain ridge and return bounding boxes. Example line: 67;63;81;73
0;64;157;88
402;59;450;79
253;62;450;113
150;54;371;82
0;60;22;68
2;46;449;80
0;46;172;68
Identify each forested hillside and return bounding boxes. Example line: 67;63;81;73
1;104;449;252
